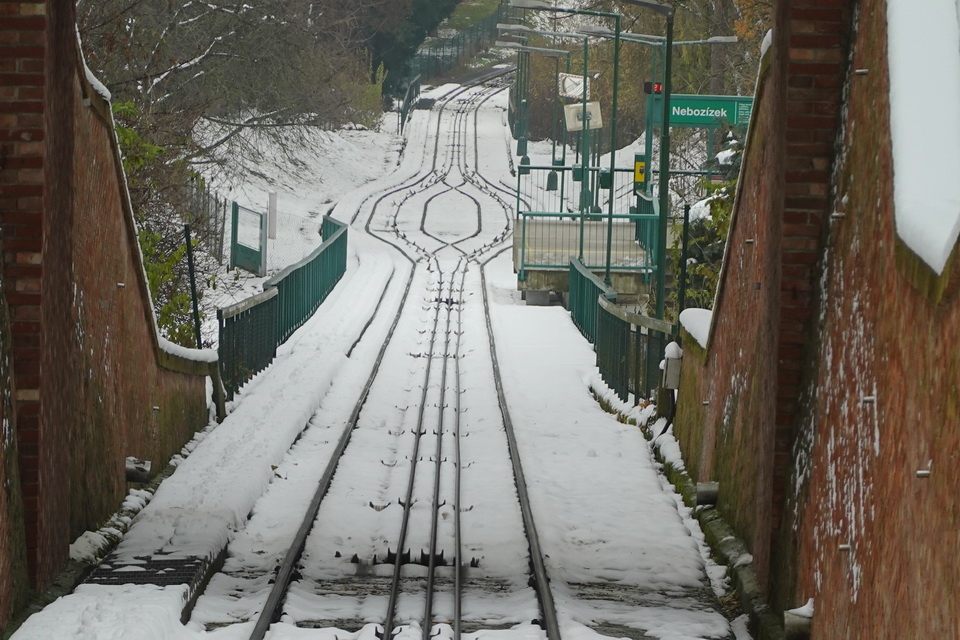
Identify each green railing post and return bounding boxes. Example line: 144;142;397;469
604;13;621;287
678;203;690;317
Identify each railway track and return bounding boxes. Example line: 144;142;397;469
185;73;562;640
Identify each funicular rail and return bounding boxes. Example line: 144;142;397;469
225;71;563;640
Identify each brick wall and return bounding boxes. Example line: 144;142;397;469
672;0;852;613
0;259;29;631
672;24;786;592
674;0;960;636
784;0;960;634
1;0;52;606
0;0;213;622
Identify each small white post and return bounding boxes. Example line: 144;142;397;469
268;191;278;240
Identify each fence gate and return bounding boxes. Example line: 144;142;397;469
230;202;267;276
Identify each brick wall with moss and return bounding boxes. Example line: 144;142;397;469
0;0;211;598
779;0;960;635
41;11;210;575
672;33;786;595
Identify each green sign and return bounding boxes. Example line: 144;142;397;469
648;94;754;128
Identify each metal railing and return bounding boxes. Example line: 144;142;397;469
410;6;506;82
218;289;279;400
595;297;675;404
568;259;616;343
516;210;656;276
517;165;637;216
266;216;348;345
398;75;421;133
217;216;348;398
568;259;676;404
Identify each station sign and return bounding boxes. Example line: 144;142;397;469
648;94;754;128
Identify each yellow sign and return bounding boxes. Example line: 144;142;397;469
634;160;646;184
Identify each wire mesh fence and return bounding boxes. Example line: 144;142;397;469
516;165;639;217
180;178;229;264
516;211;655;276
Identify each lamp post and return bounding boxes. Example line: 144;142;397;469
510;0;622;286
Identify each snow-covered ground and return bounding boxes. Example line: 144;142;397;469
11;82;742;640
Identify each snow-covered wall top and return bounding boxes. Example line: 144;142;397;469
886;0;960;274
679;308;712;348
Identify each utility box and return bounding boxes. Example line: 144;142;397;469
634;153;647;193
599;168;612;189
662;341;683;389
663;357;682;389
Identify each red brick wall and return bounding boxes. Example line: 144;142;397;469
0;0;212;617
1;0;53;607
673;0;853;608
672;25;786;591
785;0;960;635
675;0;960;636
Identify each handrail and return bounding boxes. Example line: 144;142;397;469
598;296;676;335
219;288;279;321
264;218;346;288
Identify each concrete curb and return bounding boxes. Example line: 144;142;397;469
646;430;785;640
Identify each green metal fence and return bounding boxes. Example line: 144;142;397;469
568;259;617;343
266;216;348;344
595;297;675;404
569;259;676;404
218;289;279;400
398;75;421;133
410;6;505;82
217;216;348;398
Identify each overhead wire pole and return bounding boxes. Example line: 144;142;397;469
621;0;675;321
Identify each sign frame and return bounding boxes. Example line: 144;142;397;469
558;73;590;100
563;101;603;132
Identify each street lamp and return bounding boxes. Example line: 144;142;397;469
509;0;622;287
621;0;674;320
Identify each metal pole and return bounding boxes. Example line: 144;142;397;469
560;52;571;206
578;36;589;262
644;46;660;197
655;14;673;321
551;57;559;164
603;15;621;286
678;203;690;317
184;224;203;349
